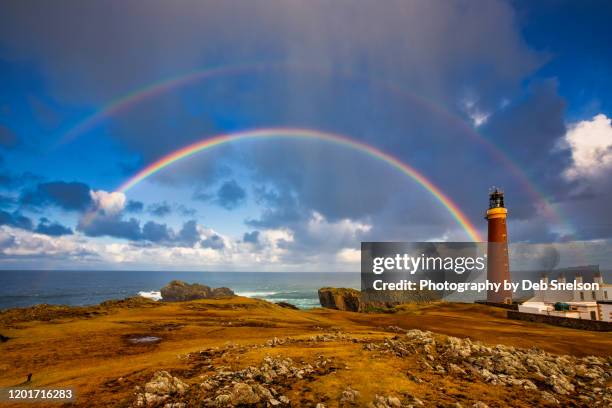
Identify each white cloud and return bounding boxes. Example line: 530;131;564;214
562;114;612;180
90;190;126;215
336;248;361;264
306;211;371;243
461;96;490;127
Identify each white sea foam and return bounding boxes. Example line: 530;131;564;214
138;290;162;301
236;291;278;298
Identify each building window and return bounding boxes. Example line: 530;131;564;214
592;291;596;299
580;292;584;301
605;291;609;300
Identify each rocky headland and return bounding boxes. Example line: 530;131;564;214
160;280;235;301
318;287;438;312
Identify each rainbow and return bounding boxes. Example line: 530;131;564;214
58;61;572;235
116;128;483;242
57;62;275;146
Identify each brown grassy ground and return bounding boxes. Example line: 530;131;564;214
0;298;610;407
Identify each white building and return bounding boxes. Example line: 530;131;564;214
518;266;611;321
597;301;612;322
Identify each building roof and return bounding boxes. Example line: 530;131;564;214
541;265;603;284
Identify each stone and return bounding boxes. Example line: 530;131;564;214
214;394;231;406
386;396;401;407
143;371;188;396
160;280;234;301
230;383;260;405
318;288;362;312
340;386;361;403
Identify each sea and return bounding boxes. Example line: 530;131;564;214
0;270;361;310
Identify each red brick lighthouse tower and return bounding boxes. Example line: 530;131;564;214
486;188;512;303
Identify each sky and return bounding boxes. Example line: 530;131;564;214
1;0;612;271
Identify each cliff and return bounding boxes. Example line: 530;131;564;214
318;287;440;312
317;287;362;311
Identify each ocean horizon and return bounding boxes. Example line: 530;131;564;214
0;270;361;310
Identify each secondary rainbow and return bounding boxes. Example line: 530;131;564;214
59;61;572;234
116;128;483;242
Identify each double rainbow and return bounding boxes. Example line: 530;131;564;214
59;61;571;234
116;128;483;242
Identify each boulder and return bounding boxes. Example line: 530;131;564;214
160;280;234;301
143;370;188;396
318;288;362;312
230;383;260;405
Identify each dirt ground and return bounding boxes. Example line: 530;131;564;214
0;298;610;407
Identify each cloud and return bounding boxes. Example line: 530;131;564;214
89;190;126;216
147;201;172;217
201;234;225;250
562;114;612;181
0;210;33;230
0;194;15;208
142;220;172;242
196;180;247;210
215;180;247;210
0;210;73;237
125;200;144;213
243;230;260;244
176;220;200;246
0;170;41;190
20;181;92;211
79;216;142;241
0;226;97;262
34;218;72;236
176;204;197;217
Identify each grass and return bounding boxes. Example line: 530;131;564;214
0;298;610;407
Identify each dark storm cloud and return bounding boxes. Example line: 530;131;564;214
0;1;539;103
196;180;248;210
243;230;260;244
77;212;211;248
147;201;172;217
125;200;144;213
78;216;142;241
142;220;172;242
176;220;200;246
35;218;72;236
482;80;569;197
4;0;598;246
0;210;73;237
20;181;92;211
215;180;246;210
247;185;303;228
0;210;33;230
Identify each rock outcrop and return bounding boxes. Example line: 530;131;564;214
318;287;437;312
318;287;362;311
361;329;611;405
160;280;234;301
135;370;188;407
275;302;299;310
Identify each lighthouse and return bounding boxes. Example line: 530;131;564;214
486;188;512;303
